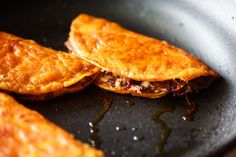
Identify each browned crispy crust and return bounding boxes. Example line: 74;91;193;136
0;32;100;99
21;74;98;100
67;14;219;82
0;92;104;157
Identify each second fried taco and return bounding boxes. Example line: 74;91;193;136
0;32;99;100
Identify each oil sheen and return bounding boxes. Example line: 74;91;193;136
152;104;174;155
89;96;113;148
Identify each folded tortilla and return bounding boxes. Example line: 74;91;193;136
67;14;219;98
0;32;99;100
0;92;104;157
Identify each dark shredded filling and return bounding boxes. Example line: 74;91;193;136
96;72;215;95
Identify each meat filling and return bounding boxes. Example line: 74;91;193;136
96;72;216;95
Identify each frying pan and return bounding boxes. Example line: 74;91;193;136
1;0;236;156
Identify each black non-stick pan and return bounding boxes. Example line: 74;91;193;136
1;0;236;157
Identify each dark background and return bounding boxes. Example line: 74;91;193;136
1;0;236;157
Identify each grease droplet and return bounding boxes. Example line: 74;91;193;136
115;123;126;131
133;134;144;141
125;100;135;107
111;151;116;156
88;122;93;127
131;127;137;131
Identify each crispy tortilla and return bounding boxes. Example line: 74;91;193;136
0;92;104;157
0;32;99;100
67;14;219;98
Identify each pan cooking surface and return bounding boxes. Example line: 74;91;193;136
1;0;236;157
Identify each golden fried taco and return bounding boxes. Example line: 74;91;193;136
0;92;104;157
66;14;219;98
0;32;99;100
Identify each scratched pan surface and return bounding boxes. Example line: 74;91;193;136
1;0;236;157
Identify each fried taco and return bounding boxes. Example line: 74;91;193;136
0;92;104;157
0;32;99;100
67;14;219;98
